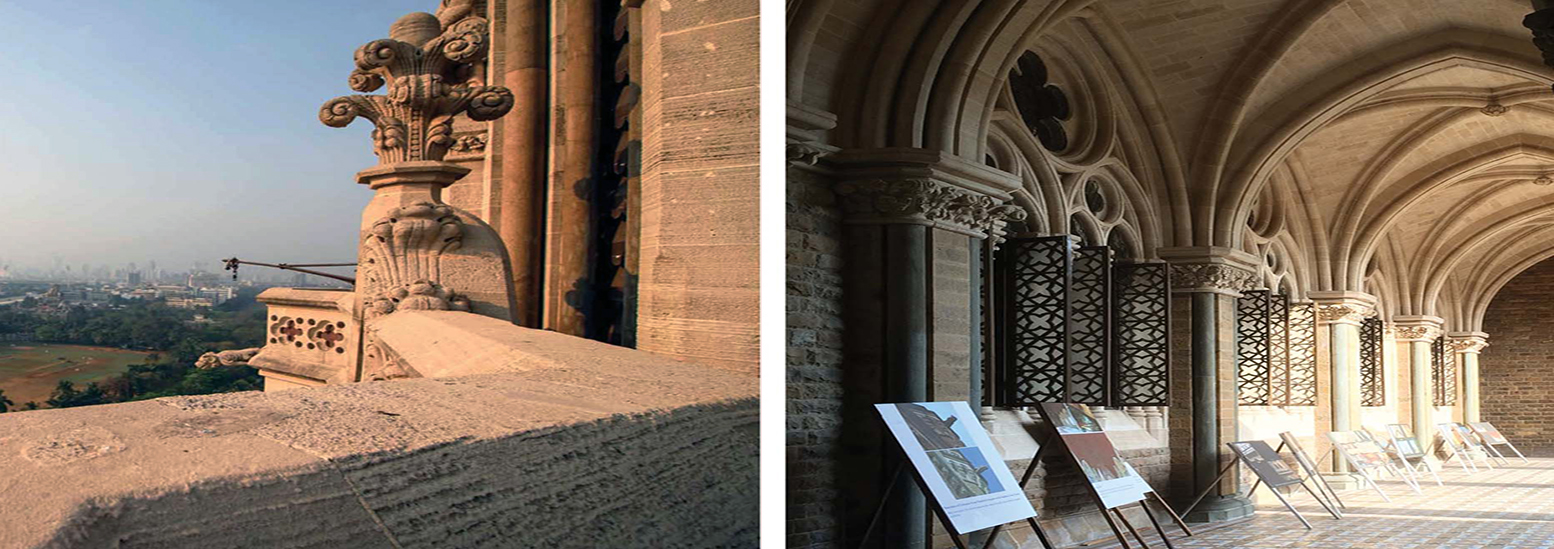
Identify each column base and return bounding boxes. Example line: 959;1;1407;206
1183;494;1255;523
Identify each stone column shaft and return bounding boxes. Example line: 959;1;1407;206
1394;316;1443;448
1309;292;1376;476
1448;332;1489;423
497;0;549;327
1159;248;1258;523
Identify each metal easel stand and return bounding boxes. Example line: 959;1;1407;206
1272;440;1345;511
1181;452;1341;530
1011;439;1192;549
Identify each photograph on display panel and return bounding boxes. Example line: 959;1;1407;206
876;402;1036;533
1037;403;1153;509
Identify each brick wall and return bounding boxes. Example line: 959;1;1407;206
1481;257;1554;455
787;167;846;548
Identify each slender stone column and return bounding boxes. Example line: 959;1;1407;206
1448;332;1489;423
828;149;1025;549
1393;316;1444;448
1158;247;1259;523
1308;292;1376;474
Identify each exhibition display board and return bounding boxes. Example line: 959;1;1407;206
872;402;1039;548
1033;403;1192;549
1436;423;1494;471
1327;432;1414;501
1381;425;1442;486
1223;440;1342;528
1277;432;1345;511
1469;422;1528;464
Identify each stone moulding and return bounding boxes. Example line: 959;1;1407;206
834;178;1027;239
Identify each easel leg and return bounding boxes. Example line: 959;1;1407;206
977;525;1003;549
1506;441;1530;463
857;463;905;548
1362;472;1391;503
1300;480;1341;520
1098;506;1134;549
1139;502;1177;549
1418;457;1443;486
1269;487;1312;530
1179;458;1239;518
1148;492;1193;537
1113;508;1152;549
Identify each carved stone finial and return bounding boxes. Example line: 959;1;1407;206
321;9;513;165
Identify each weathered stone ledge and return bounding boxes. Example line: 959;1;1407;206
0;316;757;548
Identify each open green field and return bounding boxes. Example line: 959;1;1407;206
0;344;152;406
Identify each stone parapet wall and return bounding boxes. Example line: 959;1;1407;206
1482;257;1554;455
0;316;757;548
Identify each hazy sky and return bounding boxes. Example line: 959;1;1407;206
0;0;435;273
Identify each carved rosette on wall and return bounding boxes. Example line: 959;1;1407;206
359;202;473;317
1167;263;1258;293
834;178;1027;240
319;10;514;165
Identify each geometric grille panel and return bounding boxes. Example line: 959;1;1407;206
1268;294;1291;406
1112;262;1170;406
1236;290;1272;406
1000;236;1072;406
1359;317;1385;407
1069;246;1112;405
1286;301;1317;406
1432;336;1457;406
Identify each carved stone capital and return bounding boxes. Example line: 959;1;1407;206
322;10;513;166
835;178;1027;239
1446;332;1490;354
1307;291;1377;326
1391;316;1445;342
1165;263;1258;293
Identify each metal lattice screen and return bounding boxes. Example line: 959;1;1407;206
1432;337;1457;406
1001;236;1072;406
1112;263;1171;406
1235;290;1272;405
995;236;1171;407
1235;291;1316;406
1359;317;1385;406
1286;302;1317;406
1069;247;1112;405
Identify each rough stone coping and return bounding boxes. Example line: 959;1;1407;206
0;321;757;548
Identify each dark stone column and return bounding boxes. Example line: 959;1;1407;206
1159;248;1258;523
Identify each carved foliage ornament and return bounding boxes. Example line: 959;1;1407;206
321;10;514;164
1167;264;1257;291
1316;304;1372;324
1393;325;1438;341
1448;338;1489;353
360;202;472;317
835;178;1027;237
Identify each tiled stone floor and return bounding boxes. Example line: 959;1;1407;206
1089;457;1554;549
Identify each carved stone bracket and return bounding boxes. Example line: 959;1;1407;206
835;178;1026;240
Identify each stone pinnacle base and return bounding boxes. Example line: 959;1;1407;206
1184;494;1255;523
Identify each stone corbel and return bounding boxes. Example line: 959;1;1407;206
1157;247;1260;295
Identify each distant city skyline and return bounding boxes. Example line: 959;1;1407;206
0;0;433;272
